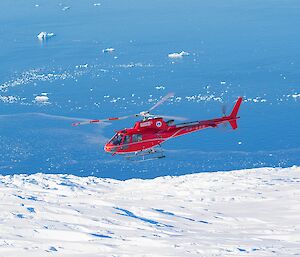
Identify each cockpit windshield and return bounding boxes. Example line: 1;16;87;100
111;133;123;145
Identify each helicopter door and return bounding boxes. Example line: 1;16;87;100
121;135;131;150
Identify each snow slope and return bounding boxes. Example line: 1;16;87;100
0;167;299;257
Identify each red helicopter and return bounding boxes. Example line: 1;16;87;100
72;93;242;160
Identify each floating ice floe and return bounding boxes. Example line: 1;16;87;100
75;64;88;69
292;93;300;99
102;48;115;53
62;6;71;11
168;51;190;59
94;3;101;6
35;94;49;103
37;32;55;41
155;85;165;90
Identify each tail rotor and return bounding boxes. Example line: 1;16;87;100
221;105;228;129
220;97;243;130
222;104;227;117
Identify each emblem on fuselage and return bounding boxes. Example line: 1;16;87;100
156;121;162;127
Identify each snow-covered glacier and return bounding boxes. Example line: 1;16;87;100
0;167;299;257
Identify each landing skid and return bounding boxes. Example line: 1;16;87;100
125;147;165;162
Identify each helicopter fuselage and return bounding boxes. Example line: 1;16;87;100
104;114;239;155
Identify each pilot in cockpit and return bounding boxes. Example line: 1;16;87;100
112;133;123;145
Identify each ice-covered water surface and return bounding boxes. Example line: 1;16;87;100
0;0;300;178
0;167;299;256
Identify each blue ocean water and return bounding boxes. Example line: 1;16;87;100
0;0;299;179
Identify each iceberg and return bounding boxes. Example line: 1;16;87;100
37;32;55;41
35;95;49;103
168;51;190;59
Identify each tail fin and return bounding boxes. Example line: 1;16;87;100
230;97;243;118
228;97;242;130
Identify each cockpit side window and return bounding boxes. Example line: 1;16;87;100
111;134;123;145
132;134;142;142
121;135;131;150
124;135;130;144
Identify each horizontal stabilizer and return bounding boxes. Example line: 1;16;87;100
229;119;238;130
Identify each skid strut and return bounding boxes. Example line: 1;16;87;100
125;147;165;162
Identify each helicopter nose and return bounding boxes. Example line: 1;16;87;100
104;144;111;152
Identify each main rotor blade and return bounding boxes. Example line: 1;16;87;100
72;114;136;126
155;114;188;121
72;92;178;126
148;92;175;112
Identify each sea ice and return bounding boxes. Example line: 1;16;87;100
0;69;72;93
0;95;19;103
